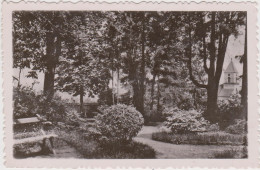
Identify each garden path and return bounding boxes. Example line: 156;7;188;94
133;125;242;159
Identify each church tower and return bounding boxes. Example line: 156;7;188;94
223;59;239;88
218;59;239;100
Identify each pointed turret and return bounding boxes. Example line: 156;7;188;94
224;59;238;73
218;58;240;100
223;59;238;84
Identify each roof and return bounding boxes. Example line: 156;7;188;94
218;88;234;97
224;60;238;73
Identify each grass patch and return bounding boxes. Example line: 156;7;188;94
14;142;43;158
152;131;246;146
213;147;247;159
57;129;156;159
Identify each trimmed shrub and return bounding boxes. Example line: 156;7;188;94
95;104;144;144
225;119;247;134
57;128;155;159
165;109;209;134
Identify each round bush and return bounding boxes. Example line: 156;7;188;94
95;104;144;144
165;109;209;134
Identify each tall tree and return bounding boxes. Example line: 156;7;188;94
179;12;246;122
112;12;150;116
55;12;109;116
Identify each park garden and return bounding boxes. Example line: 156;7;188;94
13;11;247;159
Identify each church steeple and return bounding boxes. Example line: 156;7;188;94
224;59;238;84
224;58;238;73
218;58;240;99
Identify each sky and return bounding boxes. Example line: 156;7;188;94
14;30;245;103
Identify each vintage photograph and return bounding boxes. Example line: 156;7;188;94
12;11;248;159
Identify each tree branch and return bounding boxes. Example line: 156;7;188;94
187;54;208;89
209;12;216;78
215;35;229;82
187;13;208;89
202;36;209;74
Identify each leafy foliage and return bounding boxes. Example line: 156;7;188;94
217;94;244;128
225;119;247;134
164;109;209;134
55;12;109;98
95;104;144;144
13;11;247;123
176;93;195;110
13;86;66;121
162;107;180;119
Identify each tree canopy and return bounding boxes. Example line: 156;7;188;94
13;11;246;121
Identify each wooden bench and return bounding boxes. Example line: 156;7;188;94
14;115;58;155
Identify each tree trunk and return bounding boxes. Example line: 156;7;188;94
205;12;218;122
206;81;219;122
132;82;141;111
186;12;232;123
156;76;161;117
43;32;61;100
139;14;146;116
80;85;84;117
18;67;22;88
43;32;55;99
241;21;247;115
43;65;55;99
117;68;120;104
111;70;115;104
193;88;197;109
150;74;156;110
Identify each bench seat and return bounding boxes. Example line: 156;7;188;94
14;134;58;145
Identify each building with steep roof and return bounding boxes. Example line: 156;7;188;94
218;59;240;100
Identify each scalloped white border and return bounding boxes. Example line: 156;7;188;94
1;0;259;169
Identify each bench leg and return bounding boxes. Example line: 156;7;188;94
50;137;56;156
49;137;54;148
41;138;54;154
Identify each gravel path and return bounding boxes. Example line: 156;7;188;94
133;126;243;159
